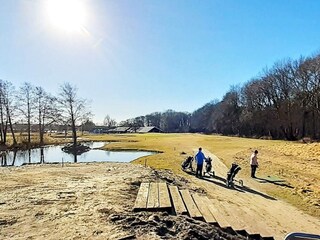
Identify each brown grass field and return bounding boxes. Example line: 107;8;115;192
1;132;319;239
86;133;320;218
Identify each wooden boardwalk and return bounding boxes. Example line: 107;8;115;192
133;182;172;211
133;182;274;239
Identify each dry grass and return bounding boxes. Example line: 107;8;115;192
7;132;319;217
5;133;68;146
86;133;320;218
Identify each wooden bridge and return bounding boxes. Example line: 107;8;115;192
133;182;274;240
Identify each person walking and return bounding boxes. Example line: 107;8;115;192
250;150;259;178
195;147;207;178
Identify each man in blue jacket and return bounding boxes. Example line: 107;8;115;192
195;147;207;178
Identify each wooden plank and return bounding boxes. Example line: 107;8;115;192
213;200;249;234
192;194;217;224
168;186;187;215
205;198;231;229
241;206;274;239
133;182;150;211
180;190;202;219
147;182;159;209
158;182;171;209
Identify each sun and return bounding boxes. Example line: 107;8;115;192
46;0;87;33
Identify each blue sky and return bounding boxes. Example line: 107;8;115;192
1;0;320;123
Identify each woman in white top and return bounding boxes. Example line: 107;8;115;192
250;150;259;178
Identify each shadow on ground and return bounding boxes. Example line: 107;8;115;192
183;169;277;201
254;177;294;189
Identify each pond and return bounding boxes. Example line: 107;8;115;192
0;142;156;167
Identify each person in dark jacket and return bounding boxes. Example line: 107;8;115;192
195;147;207;178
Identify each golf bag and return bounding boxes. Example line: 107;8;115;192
181;156;194;171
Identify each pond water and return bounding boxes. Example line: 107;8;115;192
0;142;156;167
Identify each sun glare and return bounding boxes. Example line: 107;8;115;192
46;0;87;33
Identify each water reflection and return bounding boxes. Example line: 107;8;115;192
40;148;44;164
0;142;155;167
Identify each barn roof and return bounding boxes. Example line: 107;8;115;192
109;127;130;132
137;126;162;133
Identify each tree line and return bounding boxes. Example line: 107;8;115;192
0;80;90;148
121;53;320;140
4;52;320;142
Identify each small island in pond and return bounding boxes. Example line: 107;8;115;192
61;143;90;155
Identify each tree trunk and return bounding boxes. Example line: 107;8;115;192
28;100;31;148
72;123;77;147
7;109;16;145
38;109;44;146
302;111;307;138
312;110;316;139
39;124;44;145
0;104;4;143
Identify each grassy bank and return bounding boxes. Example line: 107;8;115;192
87;133;320;218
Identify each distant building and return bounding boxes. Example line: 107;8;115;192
137;126;163;133
108;127;130;134
90;126;164;134
90;126;110;134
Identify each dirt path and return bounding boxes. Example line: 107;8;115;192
189;149;320;239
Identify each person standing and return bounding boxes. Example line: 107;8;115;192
195;147;206;178
250;150;259;178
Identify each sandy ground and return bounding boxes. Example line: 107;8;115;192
0;150;319;240
0;162;243;240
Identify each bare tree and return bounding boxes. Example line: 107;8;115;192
0;80;7;145
34;86;58;145
17;82;35;147
145;112;162;128
210;86;242;136
81;119;95;133
265;60;300;140
103;115;116;128
296;55;320;138
0;80;17;146
58;83;91;149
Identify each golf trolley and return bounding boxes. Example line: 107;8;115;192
226;162;243;188
181;156;194;172
204;157;215;177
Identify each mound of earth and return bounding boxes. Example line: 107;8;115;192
106;211;242;240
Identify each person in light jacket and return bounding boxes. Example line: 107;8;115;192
250;150;259;178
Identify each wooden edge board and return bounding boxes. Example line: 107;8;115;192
241;206;274;238
158;182;171;209
180;189;202;219
168;186;187;215
133;182;150;211
147;182;160;209
212;199;248;233
205;198;231;229
192;194;217;224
